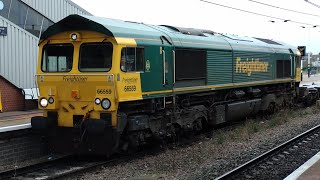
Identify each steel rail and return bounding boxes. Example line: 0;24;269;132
43;155;126;180
215;124;320;180
0;150;146;180
0;154;73;180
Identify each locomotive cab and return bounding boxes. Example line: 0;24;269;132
31;29;140;155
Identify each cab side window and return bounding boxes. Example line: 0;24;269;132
121;47;144;72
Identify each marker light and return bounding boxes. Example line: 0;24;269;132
71;33;77;41
40;98;48;107
95;98;101;105
48;97;54;104
101;98;111;110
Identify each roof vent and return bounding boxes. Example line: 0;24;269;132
254;37;282;45
161;25;206;36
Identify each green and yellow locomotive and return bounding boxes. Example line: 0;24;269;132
32;15;303;155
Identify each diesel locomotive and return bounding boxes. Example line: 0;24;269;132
32;14;308;155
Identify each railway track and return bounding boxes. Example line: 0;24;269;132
0;131;209;179
216;124;320;180
0;148;158;180
0;154;74;180
0;154;127;180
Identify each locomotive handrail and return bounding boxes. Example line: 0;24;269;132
173;50;176;85
34;75;40;98
162;50;166;86
110;74;117;100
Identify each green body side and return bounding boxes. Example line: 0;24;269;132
41;15;298;99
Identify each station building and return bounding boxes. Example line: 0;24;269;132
0;0;91;112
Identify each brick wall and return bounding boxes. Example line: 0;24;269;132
25;100;38;111
0;76;25;112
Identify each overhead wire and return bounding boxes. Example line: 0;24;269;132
305;0;320;8
200;0;319;27
247;0;320;18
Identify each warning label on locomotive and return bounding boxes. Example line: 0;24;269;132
235;57;269;76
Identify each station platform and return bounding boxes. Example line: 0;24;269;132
0;110;42;133
285;151;320;180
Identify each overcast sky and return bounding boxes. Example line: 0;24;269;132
71;0;320;54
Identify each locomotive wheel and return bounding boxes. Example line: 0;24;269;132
118;130;139;154
193;118;203;134
304;96;313;107
264;102;276;119
119;133;139;154
171;124;182;142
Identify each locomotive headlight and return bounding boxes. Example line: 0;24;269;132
0;1;4;10
40;98;48;107
48;97;54;104
296;50;301;56
71;33;77;41
95;98;101;105
101;98;111;110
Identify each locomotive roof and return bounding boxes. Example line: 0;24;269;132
41;14;297;54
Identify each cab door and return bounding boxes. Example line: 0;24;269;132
139;36;174;104
161;36;177;110
161;38;174;92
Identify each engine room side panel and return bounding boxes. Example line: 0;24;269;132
207;50;233;85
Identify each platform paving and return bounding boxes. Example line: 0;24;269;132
0;110;42;130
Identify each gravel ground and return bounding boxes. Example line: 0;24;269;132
70;106;320;180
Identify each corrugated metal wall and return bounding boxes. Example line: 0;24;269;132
21;0;91;22
0;0;91;89
0;16;38;88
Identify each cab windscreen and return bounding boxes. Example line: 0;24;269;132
79;42;113;72
41;44;74;72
